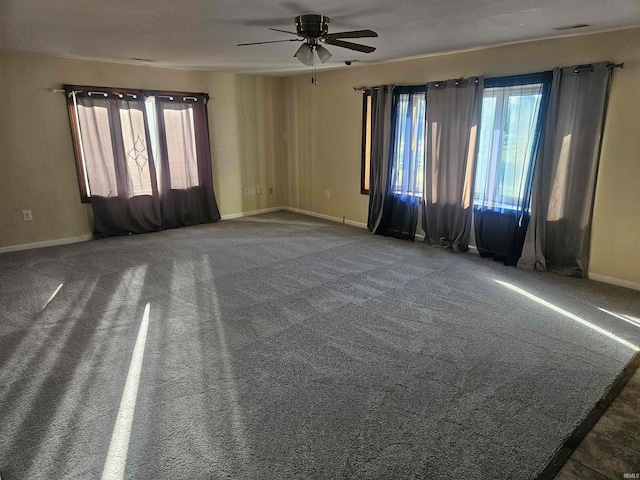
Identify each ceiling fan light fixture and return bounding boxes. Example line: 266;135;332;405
240;13;377;82
316;45;332;64
294;43;314;66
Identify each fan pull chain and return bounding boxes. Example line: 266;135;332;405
312;47;317;85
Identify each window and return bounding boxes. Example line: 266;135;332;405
361;91;372;194
65;85;206;203
360;78;545;207
389;90;426;197
65;85;219;235
360;88;426;198
474;83;545;211
159;102;200;190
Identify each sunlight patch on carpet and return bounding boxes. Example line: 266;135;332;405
101;302;151;480
42;283;64;310
495;279;639;351
598;307;640;330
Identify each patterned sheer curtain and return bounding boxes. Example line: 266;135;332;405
376;86;426;240
473;72;552;265
75;92;162;235
69;88;220;236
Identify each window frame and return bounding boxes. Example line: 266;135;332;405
360;90;371;195
64;84;209;203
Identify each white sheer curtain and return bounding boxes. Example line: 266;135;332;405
71;89;220;236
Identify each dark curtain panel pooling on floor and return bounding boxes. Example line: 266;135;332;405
376;86;426;240
518;63;612;277
154;96;221;228
76;92;162;236
367;86;394;233
473;72;552;265
422;78;483;252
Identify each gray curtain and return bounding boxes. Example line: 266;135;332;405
516;72;560;272
518;63;612;277
422;77;483;252
367;86;394;232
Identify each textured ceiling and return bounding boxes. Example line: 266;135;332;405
1;0;639;74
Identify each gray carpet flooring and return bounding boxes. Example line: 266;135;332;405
1;211;639;479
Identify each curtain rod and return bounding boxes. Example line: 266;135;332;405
353;62;625;91
575;62;624;73
352;83;433;92
354;78;477;92
352;83;431;92
353;85;386;92
50;88;209;101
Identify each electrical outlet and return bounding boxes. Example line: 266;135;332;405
256;186;262;195
325;190;330;199
269;187;274;195
22;210;33;221
244;188;250;196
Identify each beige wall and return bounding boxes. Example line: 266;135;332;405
0;52;284;248
282;28;640;286
208;73;286;216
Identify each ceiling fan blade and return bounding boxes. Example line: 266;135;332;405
268;28;301;36
237;39;301;46
324;38;376;54
326;29;378;40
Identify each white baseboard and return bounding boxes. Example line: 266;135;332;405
220;206;287;220
588;272;640;292
284;207;367;229
0;207;286;253
0;206;349;253
0;234;93;254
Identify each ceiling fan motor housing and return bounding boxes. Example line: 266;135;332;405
295;14;330;39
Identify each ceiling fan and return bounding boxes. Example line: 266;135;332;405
238;14;378;74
